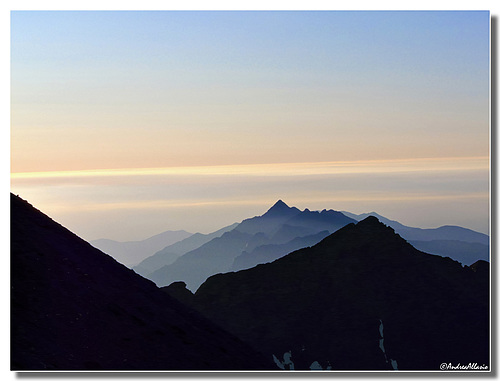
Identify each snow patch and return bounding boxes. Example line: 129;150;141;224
310;361;322;370
272;351;294;370
378;319;398;370
391;359;398;370
309;360;332;370
379;337;385;354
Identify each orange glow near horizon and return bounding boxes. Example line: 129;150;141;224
10;155;490;240
38;192;489;213
11;156;490;181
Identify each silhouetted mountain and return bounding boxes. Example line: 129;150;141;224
234;200;301;236
344;211;488;244
133;223;238;277
285;208;355;233
11;194;272;370
263;199;301;218
91;230;192;267
342;211;489;265
404;225;488;244
161;282;195;305
188;217;489;371
145;201;356;291
231;230;330;272
341;211;406;230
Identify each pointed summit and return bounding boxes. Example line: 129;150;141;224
263;200;300;217
270;199;289;210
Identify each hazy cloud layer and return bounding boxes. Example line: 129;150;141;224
11;158;489;241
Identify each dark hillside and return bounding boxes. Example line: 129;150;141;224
11;194;272;370
192;217;489;370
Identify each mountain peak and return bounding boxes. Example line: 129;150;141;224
263;200;299;217
316;215;406;254
353;215;399;239
272;199;289;209
357;215;383;226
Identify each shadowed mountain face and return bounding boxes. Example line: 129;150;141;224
185;217;489;371
146;201;357;291
10;194;272;371
231;230;330;272
342;211;489;265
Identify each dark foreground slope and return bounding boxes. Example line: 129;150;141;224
11;194;272;371
188;217;489;371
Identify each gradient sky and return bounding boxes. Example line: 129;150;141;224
10;10;490;241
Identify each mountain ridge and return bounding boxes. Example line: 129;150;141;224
342;211;488;244
184;216;489;370
142;202;489;290
133;222;239;277
341;211;489;265
11;194;272;370
262;199;301;218
146;201;357;290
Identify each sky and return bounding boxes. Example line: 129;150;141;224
9;9;490;241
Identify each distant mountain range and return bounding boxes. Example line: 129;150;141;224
231;230;330;272
11;194;272;370
166;216;489;370
145;200;357;291
91;230;193;267
133;223;238;277
136;201;488;291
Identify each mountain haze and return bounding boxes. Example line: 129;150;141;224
147;201;357;291
231;230;330;272
133;223;238;277
91;230;192;267
148;229;254;292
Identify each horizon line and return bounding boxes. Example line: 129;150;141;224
11;156;490;180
